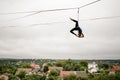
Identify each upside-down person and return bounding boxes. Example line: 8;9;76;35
70;18;84;38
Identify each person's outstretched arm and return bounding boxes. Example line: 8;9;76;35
70;18;78;23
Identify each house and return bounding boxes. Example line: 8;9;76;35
30;63;41;73
109;66;120;75
30;63;40;69
75;71;87;77
59;71;87;77
88;62;98;73
0;73;10;80
111;66;120;71
15;68;33;75
16;61;23;65
47;66;63;75
59;71;75;78
48;66;63;72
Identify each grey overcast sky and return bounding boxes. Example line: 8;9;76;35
0;0;120;59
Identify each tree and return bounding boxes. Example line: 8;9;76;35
63;74;77;80
23;74;44;80
92;74;108;80
106;74;116;80
65;59;75;66
39;75;46;80
55;61;63;67
80;60;88;67
47;76;60;80
98;63;109;70
47;69;61;80
0;65;17;74
47;62;53;67
20;63;31;68
43;65;49;73
64;64;72;71
88;73;94;79
115;71;120;80
0;78;4;80
9;75;19;80
49;69;60;76
79;77;88;80
73;63;81;71
17;71;26;79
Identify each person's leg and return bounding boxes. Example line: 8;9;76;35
70;18;79;28
70;18;78;23
70;28;77;36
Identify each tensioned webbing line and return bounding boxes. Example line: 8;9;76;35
28;15;120;26
0;15;120;29
0;0;101;15
10;0;101;20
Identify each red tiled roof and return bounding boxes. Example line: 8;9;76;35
111;66;120;71
60;71;74;77
30;63;40;68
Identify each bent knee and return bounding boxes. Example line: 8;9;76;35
70;30;72;33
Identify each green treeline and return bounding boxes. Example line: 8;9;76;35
0;59;120;80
